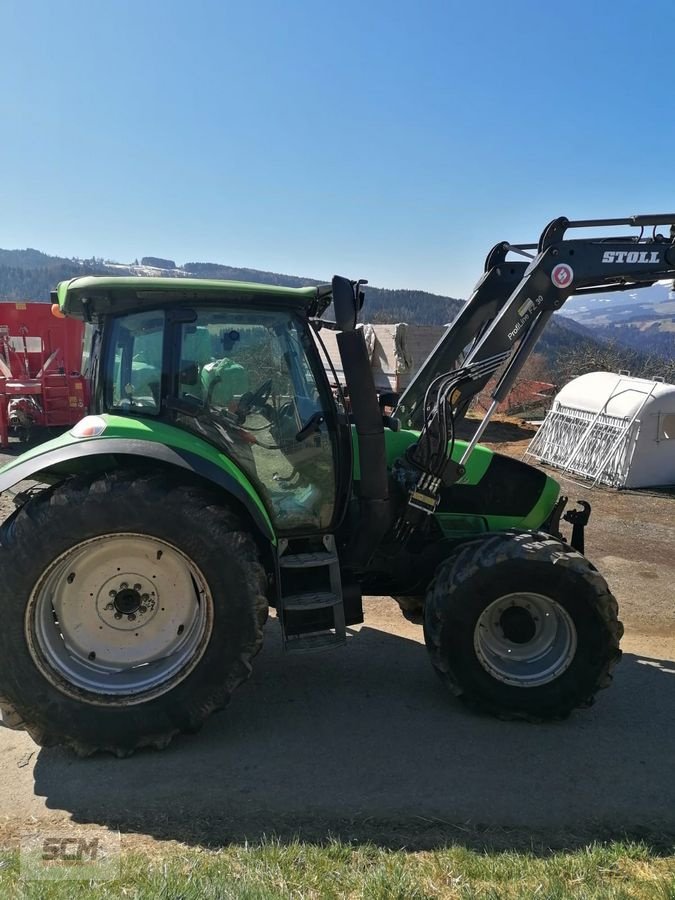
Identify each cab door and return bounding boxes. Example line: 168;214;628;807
171;306;342;534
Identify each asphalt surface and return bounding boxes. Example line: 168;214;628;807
0;446;673;850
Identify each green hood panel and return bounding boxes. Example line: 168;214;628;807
372;427;560;534
354;427;492;485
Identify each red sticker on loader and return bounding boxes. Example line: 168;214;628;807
551;263;574;288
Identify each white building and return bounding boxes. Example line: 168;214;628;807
526;371;675;488
317;323;447;392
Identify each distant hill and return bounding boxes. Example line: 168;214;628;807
586;319;675;359
561;282;675;360
184;262;464;325
0;246;670;378
0;259;103;301
141;256;176;270
0;248;73;269
561;282;671;321
541;316;670;383
0;249;464;326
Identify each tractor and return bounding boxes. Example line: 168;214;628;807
1;213;671;756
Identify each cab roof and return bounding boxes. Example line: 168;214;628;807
54;276;332;319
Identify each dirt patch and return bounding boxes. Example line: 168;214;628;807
455;412;538;447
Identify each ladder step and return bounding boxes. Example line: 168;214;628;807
285;632;346;652
279;551;338;569
282;591;341;611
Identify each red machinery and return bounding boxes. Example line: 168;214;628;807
0;302;87;447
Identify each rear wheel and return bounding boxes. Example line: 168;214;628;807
0;470;268;756
424;532;622;720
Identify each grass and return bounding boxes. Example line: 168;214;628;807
0;839;674;899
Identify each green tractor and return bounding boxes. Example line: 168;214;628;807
4;212;669;757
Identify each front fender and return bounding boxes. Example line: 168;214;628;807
0;423;275;543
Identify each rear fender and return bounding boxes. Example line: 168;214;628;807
0;436;275;543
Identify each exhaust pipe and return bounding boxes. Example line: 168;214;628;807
337;328;390;568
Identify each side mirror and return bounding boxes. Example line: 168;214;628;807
331;276;367;332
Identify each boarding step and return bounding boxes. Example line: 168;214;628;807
282;591;342;611
276;534;347;651
285;631;347;653
279;551;338;569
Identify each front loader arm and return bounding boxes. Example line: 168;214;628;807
396;245;532;430
393;214;675;538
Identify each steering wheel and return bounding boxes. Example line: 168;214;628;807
238;379;273;416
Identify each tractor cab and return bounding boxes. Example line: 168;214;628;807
58;277;354;534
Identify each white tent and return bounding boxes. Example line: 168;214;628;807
316;323;447;392
525;371;675;488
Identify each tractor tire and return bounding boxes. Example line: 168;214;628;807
423;531;622;720
0;470;268;756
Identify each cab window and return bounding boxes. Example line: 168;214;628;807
105;311;165;414
174;308;337;532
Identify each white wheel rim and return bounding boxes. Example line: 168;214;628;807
473;592;577;687
26;534;213;704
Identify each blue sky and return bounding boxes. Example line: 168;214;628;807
2;0;674;298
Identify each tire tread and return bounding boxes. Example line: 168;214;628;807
0;470;268;756
424;530;623;719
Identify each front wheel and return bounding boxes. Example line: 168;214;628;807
0;470;268;756
424;532;622;720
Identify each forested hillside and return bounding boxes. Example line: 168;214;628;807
0;246;672;382
581;321;675;360
561;284;675;360
182;262;465;325
0;249;464;325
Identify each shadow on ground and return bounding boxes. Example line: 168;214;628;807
454;416;537;444
0;429;66;458
28;621;675;852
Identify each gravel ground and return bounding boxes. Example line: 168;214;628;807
0;434;673;851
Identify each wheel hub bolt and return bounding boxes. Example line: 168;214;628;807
103;580;153;622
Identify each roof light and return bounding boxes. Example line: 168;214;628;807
70;416;107;438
